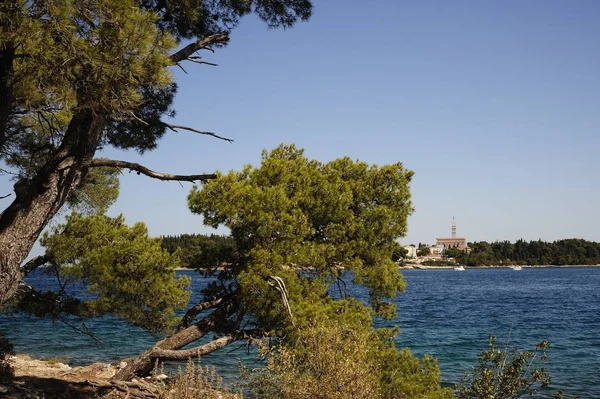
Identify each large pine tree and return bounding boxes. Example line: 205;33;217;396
0;0;312;304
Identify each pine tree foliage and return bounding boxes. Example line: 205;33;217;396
182;145;452;396
0;0;313;306
161;233;238;269
188;144;415;327
39;213;191;333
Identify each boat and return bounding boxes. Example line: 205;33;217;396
510;266;523;271
454;266;465;271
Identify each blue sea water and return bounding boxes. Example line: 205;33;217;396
1;267;599;398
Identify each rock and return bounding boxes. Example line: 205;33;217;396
118;361;127;369
0;385;8;393
156;373;168;381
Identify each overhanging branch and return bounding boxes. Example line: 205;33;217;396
86;159;216;183
162;122;233;143
20;254;50;276
150;329;264;361
169;34;229;64
123;113;233;143
150;334;238;360
178;296;228;331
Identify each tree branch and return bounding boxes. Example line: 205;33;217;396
20;254;50;276
86;159;216;183
169;34;229;64
150;334;238;361
150;329;264;361
122;113;233;142
178;296;228;331
162;122;233;143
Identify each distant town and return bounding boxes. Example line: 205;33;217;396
401;217;470;263
399;217;600;267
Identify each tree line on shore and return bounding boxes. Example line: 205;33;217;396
163;235;600;269
445;239;600;266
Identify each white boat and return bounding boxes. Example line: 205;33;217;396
454;266;465;271
510;266;523;271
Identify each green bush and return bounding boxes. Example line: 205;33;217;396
455;336;576;399
244;322;453;399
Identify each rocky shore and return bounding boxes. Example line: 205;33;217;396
1;355;167;399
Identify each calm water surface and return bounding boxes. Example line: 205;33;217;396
1;267;599;397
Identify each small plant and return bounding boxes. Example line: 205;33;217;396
455;335;576;399
155;360;241;399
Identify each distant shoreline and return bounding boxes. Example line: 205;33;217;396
401;264;600;270
174;265;600;272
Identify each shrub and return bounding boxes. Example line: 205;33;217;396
455;335;576;399
244;323;453;399
156;361;241;399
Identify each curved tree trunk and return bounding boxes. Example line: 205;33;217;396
113;301;237;381
0;111;104;304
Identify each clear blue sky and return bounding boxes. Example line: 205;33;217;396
3;0;600;246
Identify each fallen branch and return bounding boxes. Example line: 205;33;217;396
86;159;216;183
87;379;159;399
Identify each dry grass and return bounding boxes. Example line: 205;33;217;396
155;361;242;399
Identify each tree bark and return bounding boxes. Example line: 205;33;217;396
0;110;104;305
0;44;15;152
150;333;239;361
113;300;237;381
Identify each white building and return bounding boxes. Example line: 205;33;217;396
403;245;417;259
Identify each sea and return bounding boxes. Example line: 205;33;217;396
1;267;599;398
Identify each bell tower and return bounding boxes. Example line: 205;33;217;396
451;216;456;238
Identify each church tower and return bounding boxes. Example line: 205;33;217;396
451;216;456;238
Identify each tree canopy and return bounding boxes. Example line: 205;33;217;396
188;144;415;325
19;213;190;333
0;0;313;305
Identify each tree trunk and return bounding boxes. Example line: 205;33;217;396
113;301;237;381
0;111;104;304
0;44;14;152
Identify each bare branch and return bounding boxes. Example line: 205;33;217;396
20;254;50;276
178;296;228;331
175;63;188;74
150;329;264;361
150;334;238;360
163;122;233;143
268;275;295;326
185;59;218;67
0;193;11;200
119;113;233;143
169;34;229;64
86;159;216;183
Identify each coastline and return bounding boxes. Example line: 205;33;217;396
401;264;600;270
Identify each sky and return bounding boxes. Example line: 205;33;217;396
2;0;600;247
